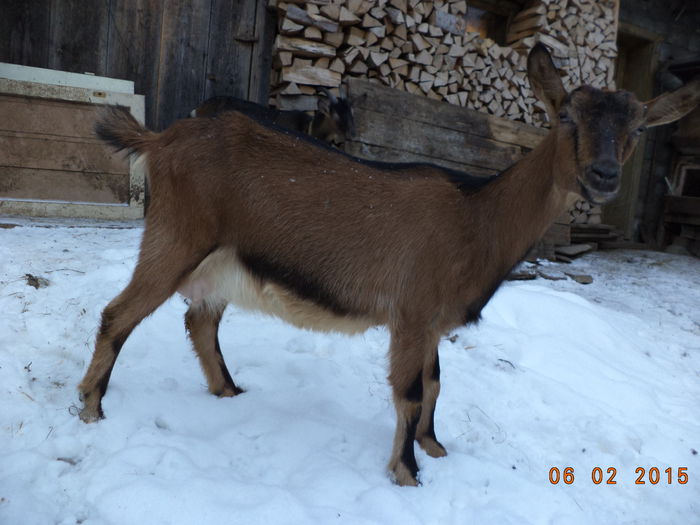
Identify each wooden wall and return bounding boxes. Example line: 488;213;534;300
345;77;546;177
0;0;276;130
618;0;700;245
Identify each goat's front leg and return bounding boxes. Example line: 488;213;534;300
416;347;447;458
387;328;440;486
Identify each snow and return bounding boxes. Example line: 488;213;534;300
1;222;698;525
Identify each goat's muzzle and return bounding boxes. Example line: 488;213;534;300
580;159;621;204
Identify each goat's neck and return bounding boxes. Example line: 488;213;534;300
478;129;574;265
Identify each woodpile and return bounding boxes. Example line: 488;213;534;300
268;0;618;127
569;199;603;224
506;0;618;91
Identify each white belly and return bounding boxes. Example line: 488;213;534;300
179;248;374;334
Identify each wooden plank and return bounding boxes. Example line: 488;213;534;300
665;196;700;217
0;0;51;68
0;166;129;204
0;77;146;219
155;1;211;129
542;222;571;246
0;94;99;138
47;0;110;75
665;215;700;227
204;0;258;102
352;107;522;172
285;5;339;32
0;95;130;205
248;0;276;104
281;65;341;86
106;0;164;129
0;132;126;175
274;36;337;57
344;141;498;178
346;78;546;150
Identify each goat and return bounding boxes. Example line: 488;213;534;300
190;88;355;144
78;44;700;486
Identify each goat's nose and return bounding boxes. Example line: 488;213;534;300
591;160;619;180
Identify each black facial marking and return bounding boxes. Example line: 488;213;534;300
332;100;355;135
239;252;351;316
405;371;423;402
431;352;440;382
400;411;421;480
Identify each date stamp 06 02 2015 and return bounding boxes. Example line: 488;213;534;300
548;467;689;485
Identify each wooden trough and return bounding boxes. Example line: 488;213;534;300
0;64;145;220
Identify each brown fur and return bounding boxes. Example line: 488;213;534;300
79;44;700;485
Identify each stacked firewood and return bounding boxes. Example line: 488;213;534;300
506;0;618;91
268;0;618;127
569;199;603;224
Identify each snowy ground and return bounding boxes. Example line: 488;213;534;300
1;220;698;525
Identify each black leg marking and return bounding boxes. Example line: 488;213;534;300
424;413;438;442
214;338;243;395
405;371;423;402
214;339;235;385
99;310;113;336
431;352;440;382
400;410;421;481
96;331;128;397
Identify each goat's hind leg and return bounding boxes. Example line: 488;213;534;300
78;241;209;422
185;302;243;397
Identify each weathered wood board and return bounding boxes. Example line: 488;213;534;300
345;78;546;174
1;0;276;130
0;74;146;220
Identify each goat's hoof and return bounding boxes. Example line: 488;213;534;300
78;396;104;423
389;456;421;487
215;384;245;397
78;407;103;423
418;436;447;458
390;462;420;487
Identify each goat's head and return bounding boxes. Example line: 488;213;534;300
317;87;356;141
528;43;700;205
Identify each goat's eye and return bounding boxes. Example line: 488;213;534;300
635;126;647;134
558;112;573;124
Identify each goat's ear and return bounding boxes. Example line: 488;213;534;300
527;43;567;123
317;96;330;114
643;77;700;128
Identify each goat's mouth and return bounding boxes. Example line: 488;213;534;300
578;170;620;205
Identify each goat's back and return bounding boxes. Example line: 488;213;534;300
135;112;489;327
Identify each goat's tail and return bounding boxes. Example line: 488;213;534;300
95;106;156;156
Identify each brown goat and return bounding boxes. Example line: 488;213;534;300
78;44;700;486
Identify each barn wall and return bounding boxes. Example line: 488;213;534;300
618;0;700;245
0;0;276;130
